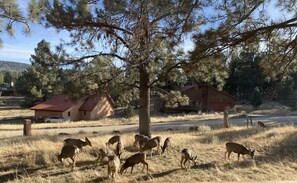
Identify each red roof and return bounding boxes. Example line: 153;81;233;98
181;84;237;100
30;95;74;112
79;96;102;111
31;94;112;112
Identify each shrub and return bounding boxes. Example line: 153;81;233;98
124;105;136;118
250;87;263;108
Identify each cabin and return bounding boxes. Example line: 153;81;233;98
31;94;115;121
181;84;236;112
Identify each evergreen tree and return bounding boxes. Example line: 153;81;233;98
15;40;64;105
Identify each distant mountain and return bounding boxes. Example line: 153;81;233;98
0;61;30;72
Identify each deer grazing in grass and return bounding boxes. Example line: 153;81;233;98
161;137;171;154
180;148;197;170
107;154;121;179
120;152;148;174
63;137;92;150
225;142;255;161
257;121;266;128
57;145;80;171
134;134;149;149
140;138;160;157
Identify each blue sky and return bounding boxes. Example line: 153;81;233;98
0;23;70;64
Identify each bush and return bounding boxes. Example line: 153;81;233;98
250;87;263;108
124;105;136;118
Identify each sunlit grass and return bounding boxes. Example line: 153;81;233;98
1;125;297;182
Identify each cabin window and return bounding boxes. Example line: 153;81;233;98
68;111;71;116
84;111;86;115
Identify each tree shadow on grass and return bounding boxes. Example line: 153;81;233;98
136;168;180;181
254;130;297;164
199;126;269;143
0;166;46;183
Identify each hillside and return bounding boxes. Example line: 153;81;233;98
0;60;30;72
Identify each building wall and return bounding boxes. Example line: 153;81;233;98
89;97;114;120
182;86;236;111
35;110;63;118
65;99;85;121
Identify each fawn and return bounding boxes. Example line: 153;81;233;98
180;148;197;170
107;154;120;179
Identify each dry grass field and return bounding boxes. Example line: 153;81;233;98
1;124;297;182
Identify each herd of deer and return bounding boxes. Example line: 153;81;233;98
58;133;255;179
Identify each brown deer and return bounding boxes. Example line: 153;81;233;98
258;121;266;128
63;137;92;150
140;138;159;157
161;137;171;154
107;155;121;179
107;135;121;146
225;142;255;161
180;148;197;170
57;145;80;171
120;152;148;174
134;134;149;149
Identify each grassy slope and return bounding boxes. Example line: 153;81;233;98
1;125;297;182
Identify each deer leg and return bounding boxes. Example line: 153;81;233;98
143;162;149;173
180;156;184;169
70;157;75;171
227;152;232;161
184;159;188;170
131;165;134;174
237;153;240;161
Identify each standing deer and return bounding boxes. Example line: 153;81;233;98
57;145;80;171
63;137;92;150
180;148;197;170
225;142;255;161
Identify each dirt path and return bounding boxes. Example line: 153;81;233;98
1;114;297;138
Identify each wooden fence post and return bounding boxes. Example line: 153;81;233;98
224;109;230;128
24;119;32;136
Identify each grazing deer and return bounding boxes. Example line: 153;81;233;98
58;145;80;171
120;152;148;174
63;137;92;150
161;137;171;154
140;138;159;157
107;135;121;146
134;134;149;149
258;121;266;128
107;155;121;179
96;147;115;163
180;148;197;170
225;142;255;161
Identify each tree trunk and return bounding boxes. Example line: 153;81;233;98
139;65;151;138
